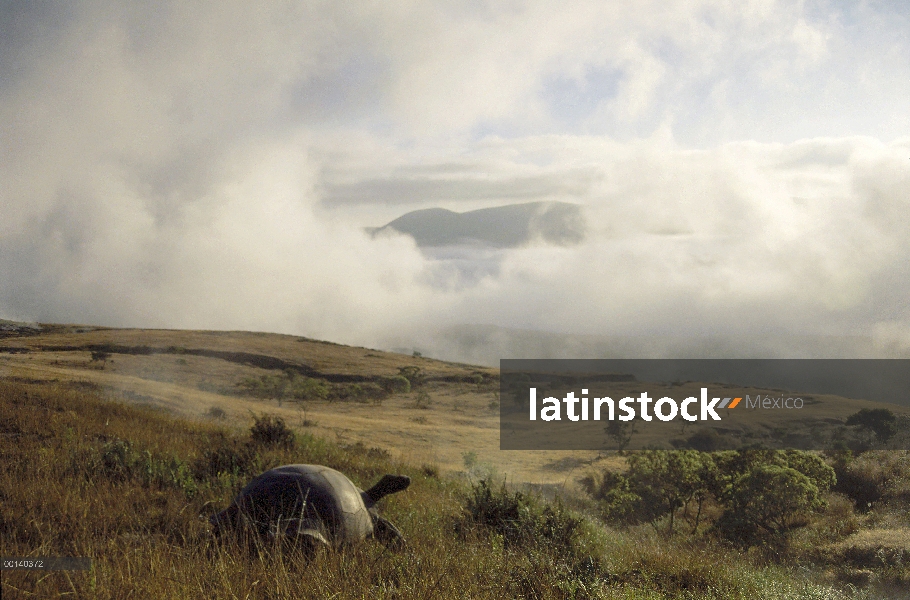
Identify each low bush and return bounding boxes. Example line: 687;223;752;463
330;382;388;403
714;464;827;546
236;372;330;403
459;480;583;555
380;375;411;395
193;433;258;480
398;366;425;388
205;406;227;419
249;414;295;449
413;390;432;409
236;373;288;400
287;375;330;401
832;451;910;510
71;437;199;498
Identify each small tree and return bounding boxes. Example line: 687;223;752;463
604;421;636;453
624;450;711;532
846;408;898;444
90;350;111;365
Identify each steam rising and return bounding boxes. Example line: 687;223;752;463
2;1;909;362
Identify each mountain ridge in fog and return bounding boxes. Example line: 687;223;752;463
368;201;585;248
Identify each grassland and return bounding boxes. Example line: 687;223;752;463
1;323;909;598
0;324;599;483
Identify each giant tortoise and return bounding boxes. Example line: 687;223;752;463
210;464;410;550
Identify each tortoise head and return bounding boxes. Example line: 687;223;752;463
363;474;411;505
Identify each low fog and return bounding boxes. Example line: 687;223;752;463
2;1;909;363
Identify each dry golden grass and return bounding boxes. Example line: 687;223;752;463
0;326;606;483
1;375;887;600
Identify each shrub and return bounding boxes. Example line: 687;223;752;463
98;438;140;482
583;450;713;532
237;372;331;404
709;449;834;497
459;480;582;554
379;375;411;395
151;455;199;498
77;438;199;498
90;350;111;363
413;390;432;409
331;382;388;403
193;434;258;480
236;374;287;400
714;464;827;545
832;451;907;510
339;441;390;459
462;451;478;470
287;375;329;401
783;449;836;489
579;470;639;523
205;406;227;420
357;382;388;403
398;366;425;388
711;450;834;546
249;414;295;449
629;450;714;532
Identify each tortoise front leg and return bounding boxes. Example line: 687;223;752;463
372;515;406;549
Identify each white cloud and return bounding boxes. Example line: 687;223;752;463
1;0;908;360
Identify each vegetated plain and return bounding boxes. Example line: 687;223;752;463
1;322;909;599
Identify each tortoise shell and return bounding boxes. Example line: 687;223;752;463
211;464;409;548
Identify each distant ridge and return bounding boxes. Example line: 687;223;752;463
368;201;585;248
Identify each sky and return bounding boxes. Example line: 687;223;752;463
1;0;909;363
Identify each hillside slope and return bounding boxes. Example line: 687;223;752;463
0;323;590;482
4;368;908;598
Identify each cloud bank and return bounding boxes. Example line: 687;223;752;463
1;1;908;362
